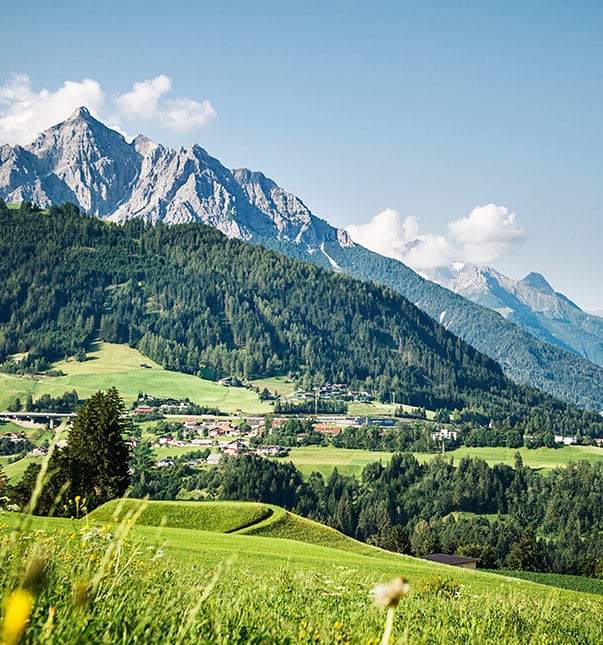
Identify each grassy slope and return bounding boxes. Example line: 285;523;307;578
0;420;26;434
1;504;598;601
0;343;439;417
0;455;42;481
87;499;603;592
0;341;271;413
1;504;602;645
489;569;603;596
440;445;603;468
90;499;379;555
238;507;383;555
251;376;296;398
0;502;603;628
90;499;274;533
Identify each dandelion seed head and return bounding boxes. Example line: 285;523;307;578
371;576;410;608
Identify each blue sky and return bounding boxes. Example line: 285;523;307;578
1;1;602;310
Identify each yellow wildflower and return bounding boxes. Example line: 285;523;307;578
1;589;34;645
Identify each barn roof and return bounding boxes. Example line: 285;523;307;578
418;553;480;565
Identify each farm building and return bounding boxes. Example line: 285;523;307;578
418;554;480;569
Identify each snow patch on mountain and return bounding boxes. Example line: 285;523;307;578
320;243;341;271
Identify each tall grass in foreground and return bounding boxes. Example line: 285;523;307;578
1;507;602;643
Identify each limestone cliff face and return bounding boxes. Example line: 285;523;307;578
232;168;336;246
19;107;140;216
0;107;340;246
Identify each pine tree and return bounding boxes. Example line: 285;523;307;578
506;531;546;572
65;388;130;510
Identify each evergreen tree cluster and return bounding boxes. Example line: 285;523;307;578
0;434;33;456
24;390;80;413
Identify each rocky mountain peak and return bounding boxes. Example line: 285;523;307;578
520;272;554;293
424;261;603;368
0;109;333;244
132;134;160;156
337;228;355;248
67;105;94;121
14;106;139;216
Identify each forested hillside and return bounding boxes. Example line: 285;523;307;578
260;236;603;410
0;202;602;437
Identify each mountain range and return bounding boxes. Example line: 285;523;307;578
0;107;333;244
1;107;602;410
423;264;603;368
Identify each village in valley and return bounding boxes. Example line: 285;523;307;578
1;376;593;477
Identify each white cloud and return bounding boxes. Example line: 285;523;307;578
345;204;525;271
0;73;217;145
401;232;456;270
161;98;217;131
115;75;217;130
115;75;172;119
448;203;525;265
346;208;413;259
0;73;104;145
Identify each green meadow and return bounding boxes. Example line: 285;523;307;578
347;402;436;419
286;446;397;478
0;420;24;434
0;342;271;413
0;456;43;482
1;500;601;643
286;444;603;478
0;342;439;417
251;376;297;398
428;445;603;469
489;569;603;596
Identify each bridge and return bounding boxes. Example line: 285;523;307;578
0;411;75;429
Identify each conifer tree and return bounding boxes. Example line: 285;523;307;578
506;531;546;572
31;388;130;514
65;387;130;509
